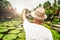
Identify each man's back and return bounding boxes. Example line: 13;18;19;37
23;19;53;40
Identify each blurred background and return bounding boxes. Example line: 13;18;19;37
0;0;60;40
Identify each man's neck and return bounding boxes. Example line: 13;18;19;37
34;18;43;25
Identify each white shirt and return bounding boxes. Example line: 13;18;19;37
23;19;53;40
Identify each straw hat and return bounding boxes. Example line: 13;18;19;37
31;7;47;20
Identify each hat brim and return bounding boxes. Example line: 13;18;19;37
30;11;47;20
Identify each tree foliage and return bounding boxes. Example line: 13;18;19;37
0;0;18;19
43;1;51;8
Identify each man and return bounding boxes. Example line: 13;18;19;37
23;7;53;40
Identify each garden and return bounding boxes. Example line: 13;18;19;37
0;0;60;40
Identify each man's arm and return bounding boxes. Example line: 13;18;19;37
22;9;27;21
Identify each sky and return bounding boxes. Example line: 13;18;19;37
7;0;54;13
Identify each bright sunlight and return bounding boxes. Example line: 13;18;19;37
7;0;54;14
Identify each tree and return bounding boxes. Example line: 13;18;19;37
0;0;11;7
43;1;51;8
33;4;42;11
0;0;18;18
